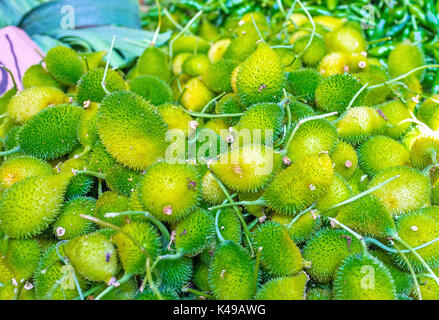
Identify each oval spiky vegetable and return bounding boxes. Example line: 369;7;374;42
52;197;97;240
358;136;410;177
22;64;63;90
129;75;173;106
137;47;170;82
315;74;365;113
254;272;308;300
64;232;118;282
333;254;397;300
302;228;363;283
138;162;201;223
293;35;326;66
105;164;141;197
174;208;215;256
77;67;126;104
6;87;67;124
208;241;255;300
97;91;168;170
45;46;84;86
0;156;53;191
253;222;303;277
19;104;83;160
286;68;322;102
236;42;286;106
211;144;281;193
330;140;358;178
264;154;334;215
112;222;161;275
5;239;40;280
286;119;338;161
0;173;71;238
155;256;193;292
369;167;430;216
202;60;237;93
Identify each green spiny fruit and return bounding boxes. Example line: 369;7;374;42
58;157;94;199
52;197;97;240
208;39;231;63
369;167;430;216
22;64;64;90
201;171;227;205
95;191;131;227
19;104;83;160
215;93;245;127
174;208;215;256
172;35;210;55
302;227;363;283
211;144;281;193
234;103;285;144
264;154;334;215
285;119;338;161
336;106;387;144
79;50;107;70
77;102;99;152
223;34;257;63
410;135;439;170
286;68;322;102
138;162;201;223
155;256;193;292
182;54;211;77
5;239;40;280
112;222;161;275
34;244;86;300
418;272;439;300
106;164;141;197
388;41;425;81
137;46;170;82
0;155;53;191
45;46;84;85
333;254;397;300
348;168;370;194
392;210;439;272
201;60;237;93
158;103;195;137
377;100;411;139
288;101;315;122
330;140;358;178
324;26;367;53
254;272;308;300
293;34;326;66
86;141;117;173
316;173;353;217
76;67;126;104
3;124;21;150
253;222;303;277
306;287;332;300
336;194;395;238
6;86;67;124
236;42;286;106
64;232;118;282
417;95;439;130
97;91;168;170
273;209;322;244
0;173;71;238
358;136;410;177
370;249;413;296
353;66;391;106
98;278;138;300
129;75;173;106
181;77;214;112
315;74;365;113
215;208;242;243
208;241;255;300
192;259;211;292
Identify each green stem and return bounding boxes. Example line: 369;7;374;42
347;82;368;110
0;146;21;157
365;236;439;254
215;204;227;244
0;64;17;89
368;64;439;89
103;211;171;242
392;235;439;286
94;273;132;300
151;250;184;272
146;257;163;300
251;13;264;42
322;175;400;215
368;36;392;45
74;283;105;300
55;240;84;300
294;0;316;61
253;246;263;295
12;281;24;300
210;171;254;255
208;199;267;211
101;35;116;96
151;0;162;46
393;242;422;300
76;170;106;180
